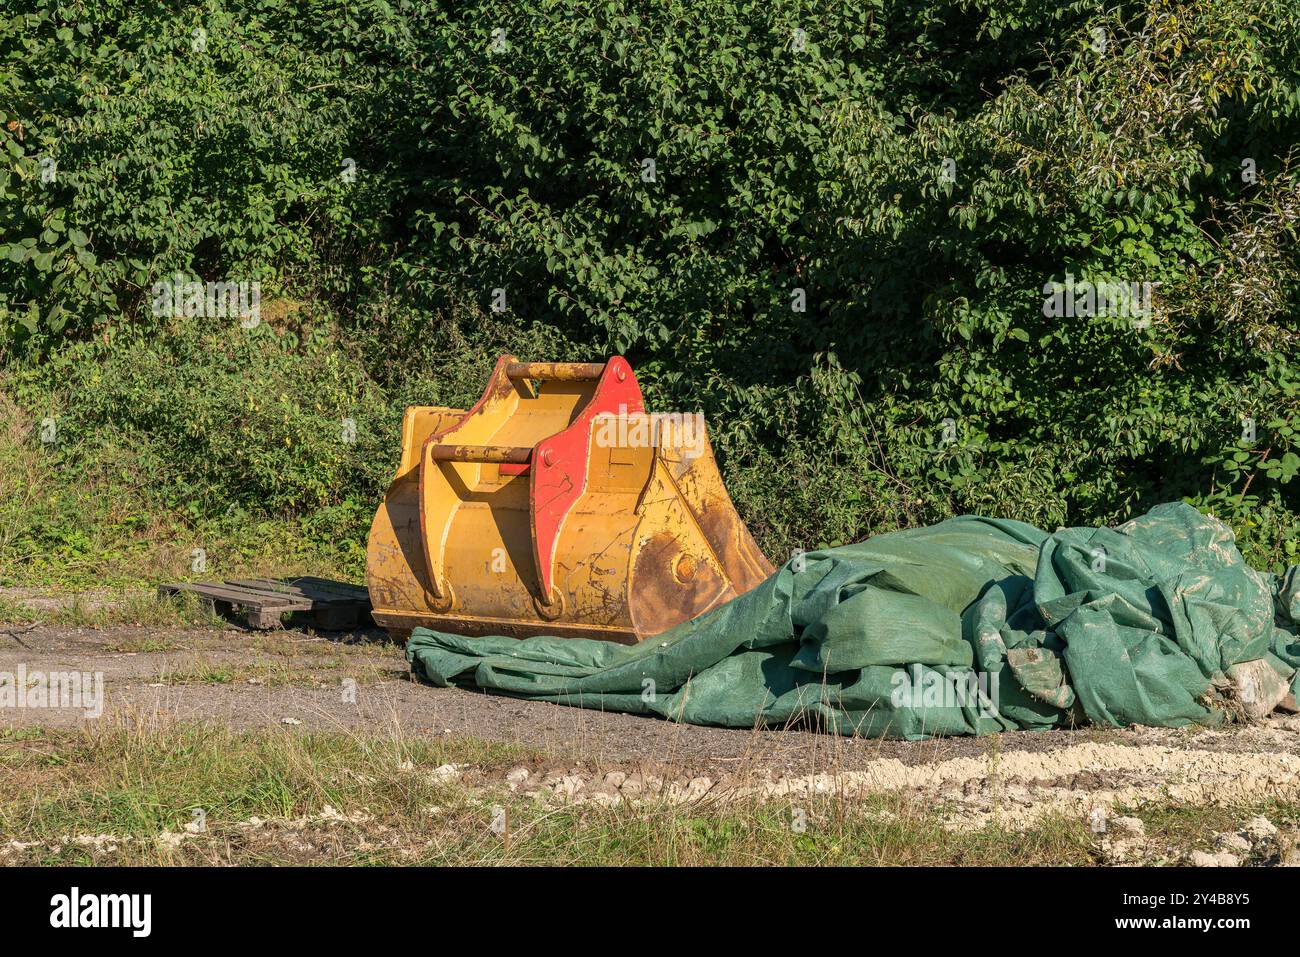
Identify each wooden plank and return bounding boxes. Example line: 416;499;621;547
227;578;370;606
226;578;340;600
225;581;360;608
212;581;318;608
223;585;315;610
158;582;298;630
227;578;299;593
158;582;303;611
275;577;370;601
160;578;371;632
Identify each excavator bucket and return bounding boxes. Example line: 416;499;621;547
366;355;774;644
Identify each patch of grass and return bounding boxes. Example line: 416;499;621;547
442;798;1100;867
0;388;367;592
156;661;240;685
0;590;223;628
5;717;1269;867
107;634;182;654
0;718;529;862
250;632;402;659
1124;799;1300;861
0;727;46;742
154;654;393;689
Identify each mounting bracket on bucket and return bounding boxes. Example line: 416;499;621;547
419;356;644;609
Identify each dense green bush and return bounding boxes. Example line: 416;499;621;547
2;0;1299;574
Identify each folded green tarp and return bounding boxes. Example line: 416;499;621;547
407;502;1300;739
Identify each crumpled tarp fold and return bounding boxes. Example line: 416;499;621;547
407;503;1300;739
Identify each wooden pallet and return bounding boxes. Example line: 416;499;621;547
157;576;372;630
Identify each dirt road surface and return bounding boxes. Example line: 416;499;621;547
5;620;1300;840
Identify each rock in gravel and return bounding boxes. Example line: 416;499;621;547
71;834;120;855
553;775;586;800
1279;839;1300;867
602;770;627;789
685;776;714;800
505;767;530;787
1188;850;1241;867
1226;659;1291;720
1242;816;1277;842
1215;831;1252;854
587;785;623;808
1111;816;1145;838
429;763;466;783
1100;839;1147;865
156;831;188;850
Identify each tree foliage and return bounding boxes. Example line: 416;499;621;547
2;0;1299;563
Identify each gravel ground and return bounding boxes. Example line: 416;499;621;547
3;619;1297;780
11;617;1300;859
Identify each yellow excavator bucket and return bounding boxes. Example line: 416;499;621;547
366;355;774;644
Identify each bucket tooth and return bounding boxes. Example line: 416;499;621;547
366;355;773;643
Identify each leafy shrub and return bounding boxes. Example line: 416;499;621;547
2;0;1300;573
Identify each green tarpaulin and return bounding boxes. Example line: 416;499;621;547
407;503;1300;739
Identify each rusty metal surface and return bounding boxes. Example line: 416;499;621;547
505;361;605;381
427;444;532;464
365;357;774;644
